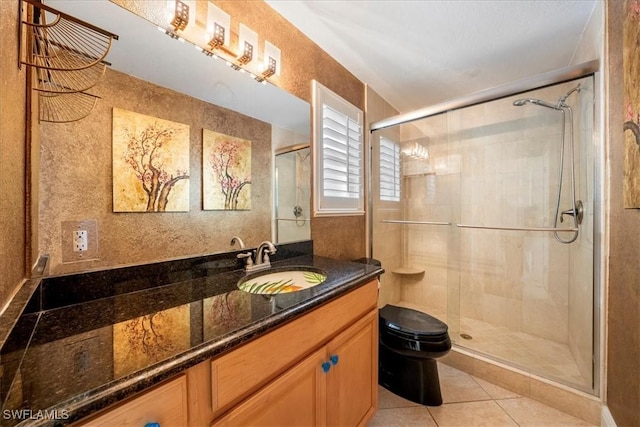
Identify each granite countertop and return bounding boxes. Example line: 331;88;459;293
0;241;383;426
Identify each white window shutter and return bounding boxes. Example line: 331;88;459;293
379;137;400;202
313;81;364;216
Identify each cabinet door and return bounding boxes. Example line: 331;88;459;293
212;348;327;427
77;376;188;427
326;309;378;427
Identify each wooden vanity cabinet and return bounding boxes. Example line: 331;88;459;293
76;280;378;427
210;280;378;426
212;309;377;426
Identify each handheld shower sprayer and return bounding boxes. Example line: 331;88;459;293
512;98;561;110
557;84;581;108
511;83;583;244
512;83;581;110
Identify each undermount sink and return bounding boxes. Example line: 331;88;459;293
238;267;327;295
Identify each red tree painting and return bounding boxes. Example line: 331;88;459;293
123;124;189;211
203;129;251;210
113;109;190;212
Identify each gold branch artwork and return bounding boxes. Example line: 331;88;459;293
202;129;252;210
112;108;190;212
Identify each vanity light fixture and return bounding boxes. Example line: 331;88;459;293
160;4;280;85
205;2;230;51
167;0;190;32
208;23;225;49
236;24;257;67
237;41;254;65
256;40;280;82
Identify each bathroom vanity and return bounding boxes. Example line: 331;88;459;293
0;242;383;426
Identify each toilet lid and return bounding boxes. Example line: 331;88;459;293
379;305;448;339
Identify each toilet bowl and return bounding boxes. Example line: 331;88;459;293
378;304;451;406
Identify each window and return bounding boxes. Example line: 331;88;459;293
379;137;401;202
312;81;364;216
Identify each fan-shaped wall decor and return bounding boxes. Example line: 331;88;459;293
38;91;100;123
20;0;118;122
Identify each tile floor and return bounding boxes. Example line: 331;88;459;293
396;301;590;390
369;363;597;427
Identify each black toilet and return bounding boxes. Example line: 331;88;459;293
378;304;452;406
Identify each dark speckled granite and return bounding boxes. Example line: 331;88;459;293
0;241;383;426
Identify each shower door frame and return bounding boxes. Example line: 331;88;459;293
368;59;604;397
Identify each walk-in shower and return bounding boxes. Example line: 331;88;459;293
370;63;600;395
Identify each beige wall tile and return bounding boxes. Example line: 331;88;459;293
529;377;601;425
472;358;530;396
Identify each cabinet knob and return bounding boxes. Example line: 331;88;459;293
144;423;160;427
321;361;331;373
330;355;339;366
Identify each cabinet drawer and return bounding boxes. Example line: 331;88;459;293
211;280;377;415
77;375;188;427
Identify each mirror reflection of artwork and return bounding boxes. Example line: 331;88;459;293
624;0;640;207
203;129;252;210
112;108;190;212
203;291;252;341
113;305;190;378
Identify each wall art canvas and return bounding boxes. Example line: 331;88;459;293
624;0;640;207
202;129;252;210
112;108;190;212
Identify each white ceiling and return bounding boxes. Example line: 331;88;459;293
265;0;598;114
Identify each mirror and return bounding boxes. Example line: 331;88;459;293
46;0;310;135
39;1;311;273
274;144;311;243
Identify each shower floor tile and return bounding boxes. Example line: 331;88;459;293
394;301;591;390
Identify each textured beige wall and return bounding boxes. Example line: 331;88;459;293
607;1;640;425
0;0;27;308
39;69;272;275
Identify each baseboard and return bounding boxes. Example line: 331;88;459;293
601;406;617;427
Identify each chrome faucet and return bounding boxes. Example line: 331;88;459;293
230;236;246;249
238;241;277;273
255;241;277;266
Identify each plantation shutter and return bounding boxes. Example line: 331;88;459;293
313;81;364;215
379;137;400;202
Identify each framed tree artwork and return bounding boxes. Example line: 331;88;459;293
112;108;190;212
202;129;252;210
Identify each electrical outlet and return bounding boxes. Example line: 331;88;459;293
62;220;99;262
73;230;88;252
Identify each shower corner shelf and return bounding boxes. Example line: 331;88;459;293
392;267;425;275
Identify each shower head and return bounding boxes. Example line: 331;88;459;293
557;84;581;107
512;98;562;110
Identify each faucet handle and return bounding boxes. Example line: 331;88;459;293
237;251;254;267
